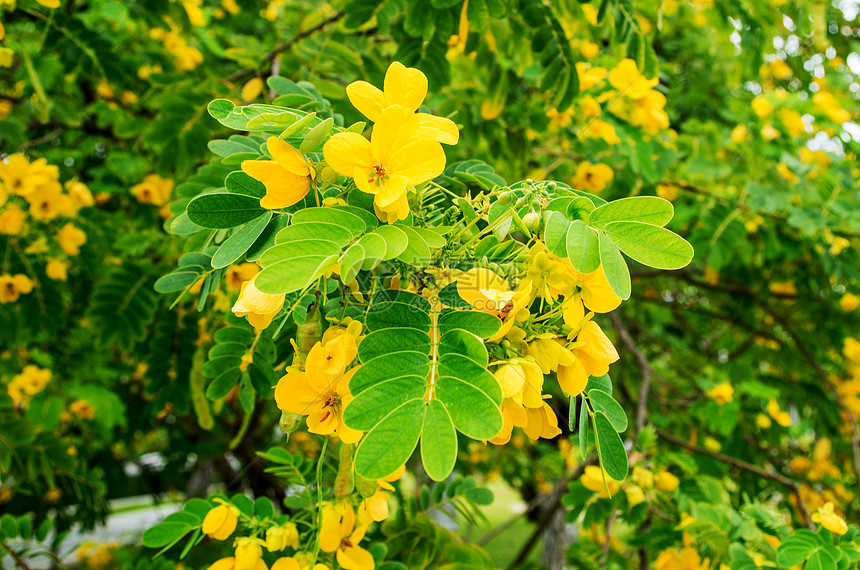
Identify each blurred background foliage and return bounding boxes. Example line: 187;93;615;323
1;0;859;568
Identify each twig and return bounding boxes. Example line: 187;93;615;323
655;428;815;530
758;301;860;496
608;313;661;433
225;12;345;83
19;127;62;150
602;508;618;563
2;541;30;569
505;461;592;569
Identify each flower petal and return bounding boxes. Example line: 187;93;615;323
346;80;386;122
267;137;310;176
387;139;446;184
241;160;310;209
383;61;427;112
417;113;460;145
370;106;420;165
274;371;323;413
323;133;373;177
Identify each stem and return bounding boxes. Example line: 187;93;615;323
311;438;329;566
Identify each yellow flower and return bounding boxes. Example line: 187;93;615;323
654;471;679;492
830;237;850;256
657;184;679;201
345;61;459;145
65;179;95;211
845;338;860;362
36;0;60;7
0;274;34;303
760;124;780;141
45;258;69;281
235;537;264;570
57;223;86;255
756;414;772;429
0;155;58;197
201;504;240;541
132;174;173;206
0;47;12;68
579;95;601;118
528;337;576;375
232;276;286;329
493;358;545;409
572;162;614;192
841;293;859;312
575;62;607;91
222;0;240;14
632;466;654;488
766;398;791;427
242;138;313;209
731;124;749;143
270;559;300;570
582;119;620;144
546;108;573;129
581;465;622;498
266;523;299;552
779;108;805;136
319;503;374;570
812;92;851;124
183;0;206;26
226;263;260;291
751;96;773;118
69;399;95;420
27;185;72;221
358;488;390;524
274;334;362;443
457;268;515;313
557;321;619;397
522;401;562;440
625;485;645;506
706;382;733;404
776;163;799;184
7;365;51;408
0;203;26;235
812;502;848;535
323;105;446;223
608;59;659;99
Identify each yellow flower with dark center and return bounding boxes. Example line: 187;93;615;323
132;174;173;206
70;399;96;420
201;504;240;541
0;274;34;303
0;155;58;197
572;161;614;192
57;223;86;255
319;502;374;570
345;61;459;145
812;502;848;535
232;276;286;329
274;334;362;443
323;105;446;223
242;138;313;209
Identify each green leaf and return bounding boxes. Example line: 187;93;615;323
260;239;343;267
300;117;334;153
585;374;612;395
246;214;290;262
601;221;694;270
565;220;600;273
373;225;409;260
413;227;447;249
358;328;432;361
187;193;266;229
579;397;589;459
292;207;366;237
594;411;628;480
777;530;824;567
344;376;428;430
589;196;674;228
587;389;628;432
543;211;570;256
438;310;501;339
598;231;631;300
255;254;338;294
211;212;273;269
395;225;431;265
225;171;266;199
340;243;366;284
142;522;192;548
354;399;425;479
421;400;458;481
154;270;202;293
276;221;354;247
357;233;387;270
206;369;241;400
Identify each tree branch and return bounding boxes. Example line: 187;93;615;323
655;428;815;530
608;313;662;433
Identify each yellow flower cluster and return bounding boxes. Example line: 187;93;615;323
6;364;51;408
456;241;622;445
149;22;203;71
835;337;860;420
0;154;93;227
605;59;670;134
323;61;459;223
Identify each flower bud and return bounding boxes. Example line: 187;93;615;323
202;504;239;541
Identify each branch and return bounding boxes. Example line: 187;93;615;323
757;301;860;496
2;541;30;569
608;313;662;433
225;12;346;83
655;428;815;530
